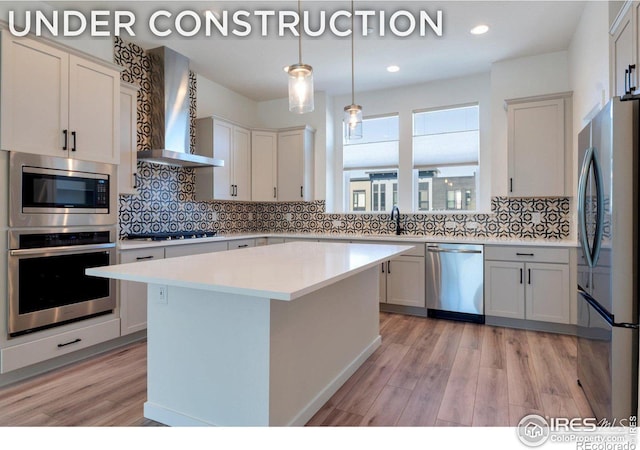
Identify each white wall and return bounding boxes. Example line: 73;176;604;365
568;0;610;172
196;74;259;127
256;92;331;202
329;72;492;213
490;51;571;197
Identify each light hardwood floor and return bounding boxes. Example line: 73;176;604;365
0;312;593;426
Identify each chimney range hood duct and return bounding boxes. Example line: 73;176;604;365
137;46;224;168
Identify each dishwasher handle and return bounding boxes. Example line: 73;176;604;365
427;248;482;254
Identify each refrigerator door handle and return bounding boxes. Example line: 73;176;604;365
578;147;595;268
578;286;639;329
590;147;605;268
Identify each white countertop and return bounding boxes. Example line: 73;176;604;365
118;232;578;250
89;241;413;300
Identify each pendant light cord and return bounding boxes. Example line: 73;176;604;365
351;0;355;105
298;0;302;64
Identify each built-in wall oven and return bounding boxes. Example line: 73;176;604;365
8;227;117;337
7;152;118;337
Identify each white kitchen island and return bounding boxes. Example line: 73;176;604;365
87;241;413;426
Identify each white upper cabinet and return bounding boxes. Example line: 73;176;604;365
195;117;251;201
609;2;640;98
251;130;278;202
505;92;572;197
277;126;315;202
0;31;120;164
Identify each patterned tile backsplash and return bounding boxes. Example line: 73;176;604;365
118;161;571;239
114;37;571;241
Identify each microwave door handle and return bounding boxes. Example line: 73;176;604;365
591;147;605;266
578;147;594;268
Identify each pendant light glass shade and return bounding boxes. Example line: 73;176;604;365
344;104;363;140
288;63;314;114
344;0;362;139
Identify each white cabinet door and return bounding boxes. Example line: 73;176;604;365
119;247;165;336
195;118;250;201
1;33;69;156
379;262;387;304
68;55;119;164
507;98;566;197
251;130;278;202
228;239;256;250
525;262;570;324
386;256;425;308
484;261;526;319
118;83;139;195
277;127;314;201
233;126;251;201
612;8;634;98
164;241;228;258
213;119;233;200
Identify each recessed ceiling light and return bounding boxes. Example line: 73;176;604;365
387;65;400;73
470;24;489;35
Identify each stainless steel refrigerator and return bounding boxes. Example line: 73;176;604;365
577;97;638;421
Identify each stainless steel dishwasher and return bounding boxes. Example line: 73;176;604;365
426;243;484;323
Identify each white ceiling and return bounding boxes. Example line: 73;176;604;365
48;1;587;101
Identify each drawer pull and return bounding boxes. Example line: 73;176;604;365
516;253;534;257
58;338;81;348
237;244;249;248
136;256;155;261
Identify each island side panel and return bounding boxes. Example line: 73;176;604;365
144;284;271;426
268;267;381;426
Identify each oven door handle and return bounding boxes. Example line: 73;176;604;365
10;242;116;256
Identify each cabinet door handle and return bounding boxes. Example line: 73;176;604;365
528;268;531;285
136;256;154;261
58;338;81;348
273;187;277;199
509;177;513;193
520;268;523;284
300;186;304;198
625;68;630;94
516;252;534;257
230;185;234;196
387;260;391;274
71;131;77;151
630;64;637;92
63;129;68;151
381;262;385;273
235;185;238;197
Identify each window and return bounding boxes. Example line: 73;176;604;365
352;190;366;211
344;115;399;213
413;105;479;211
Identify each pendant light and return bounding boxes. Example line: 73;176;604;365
344;0;362;140
287;0;314;113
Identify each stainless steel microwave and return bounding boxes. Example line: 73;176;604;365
9;152;117;227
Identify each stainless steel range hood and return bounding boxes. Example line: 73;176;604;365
137;47;224;168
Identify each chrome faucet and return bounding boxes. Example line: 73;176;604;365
390;206;403;235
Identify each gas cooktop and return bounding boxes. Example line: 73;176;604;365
124;231;218;241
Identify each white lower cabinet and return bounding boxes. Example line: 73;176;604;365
484;246;571;324
119;247;165;336
164;242;228;258
351;240;425;308
228;239;256;250
1;319;120;374
382;256;426;308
